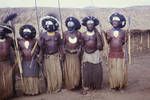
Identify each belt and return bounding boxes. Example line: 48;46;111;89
45;51;58;58
66;49;78;54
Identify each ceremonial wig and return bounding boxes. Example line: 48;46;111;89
109;12;126;28
65;16;81;31
0;13;17;34
82;16;99;27
19;24;36;39
41;14;59;32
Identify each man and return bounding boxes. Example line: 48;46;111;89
39;15;62;93
18;24;40;95
81;16;104;94
63;16;81;90
106;12;127;90
0;16;15;99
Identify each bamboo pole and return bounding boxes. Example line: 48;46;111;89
128;32;131;64
132;34;134;63
9;21;24;90
99;25;109;63
127;17;131;64
148;32;150;48
140;32;143;51
132;35;134;54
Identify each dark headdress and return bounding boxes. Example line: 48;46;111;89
82;16;99;27
109;12;126;28
41;14;59;32
65;16;81;30
19;24;36;39
0;13;17;34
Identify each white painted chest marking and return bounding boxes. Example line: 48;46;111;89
24;41;30;49
0;39;6;42
113;30;119;38
68;36;77;44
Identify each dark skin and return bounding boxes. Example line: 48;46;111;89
67;22;76;32
18;38;39;61
81;24;104;53
62;30;82;62
39;32;62;63
63;31;81;51
86;23;94;32
112;20;120;29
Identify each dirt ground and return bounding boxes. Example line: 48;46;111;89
12;52;150;100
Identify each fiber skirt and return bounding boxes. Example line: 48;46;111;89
108;58;128;89
63;53;80;89
44;53;62;93
0;61;13;99
23;77;39;95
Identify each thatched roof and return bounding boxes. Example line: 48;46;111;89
0;6;150;34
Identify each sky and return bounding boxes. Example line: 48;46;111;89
0;0;149;8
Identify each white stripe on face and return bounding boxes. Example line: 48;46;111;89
23;28;31;33
112;16;120;21
87;20;94;25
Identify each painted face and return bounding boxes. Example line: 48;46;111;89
112;16;120;28
112;20;120;28
67;21;75;31
67;21;75;28
86;20;94;32
22;28;32;39
45;20;56;32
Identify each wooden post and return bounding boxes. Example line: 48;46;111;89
148;32;150;48
127;16;131;64
128;32;131;64
132;34;135;63
140;32;143;51
132;34;134;54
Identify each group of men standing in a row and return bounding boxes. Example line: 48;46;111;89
0;12;128;99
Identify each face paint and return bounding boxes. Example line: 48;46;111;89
46;20;53;27
23;28;31;33
67;21;75;28
112;16;121;28
44;20;56;32
0;38;5;42
67;21;76;32
23;28;32;39
47;25;56;32
112;16;120;21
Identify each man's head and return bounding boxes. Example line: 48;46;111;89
0;24;13;39
41;15;59;32
82;16;99;32
109;12;126;29
65;16;81;32
19;24;36;40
